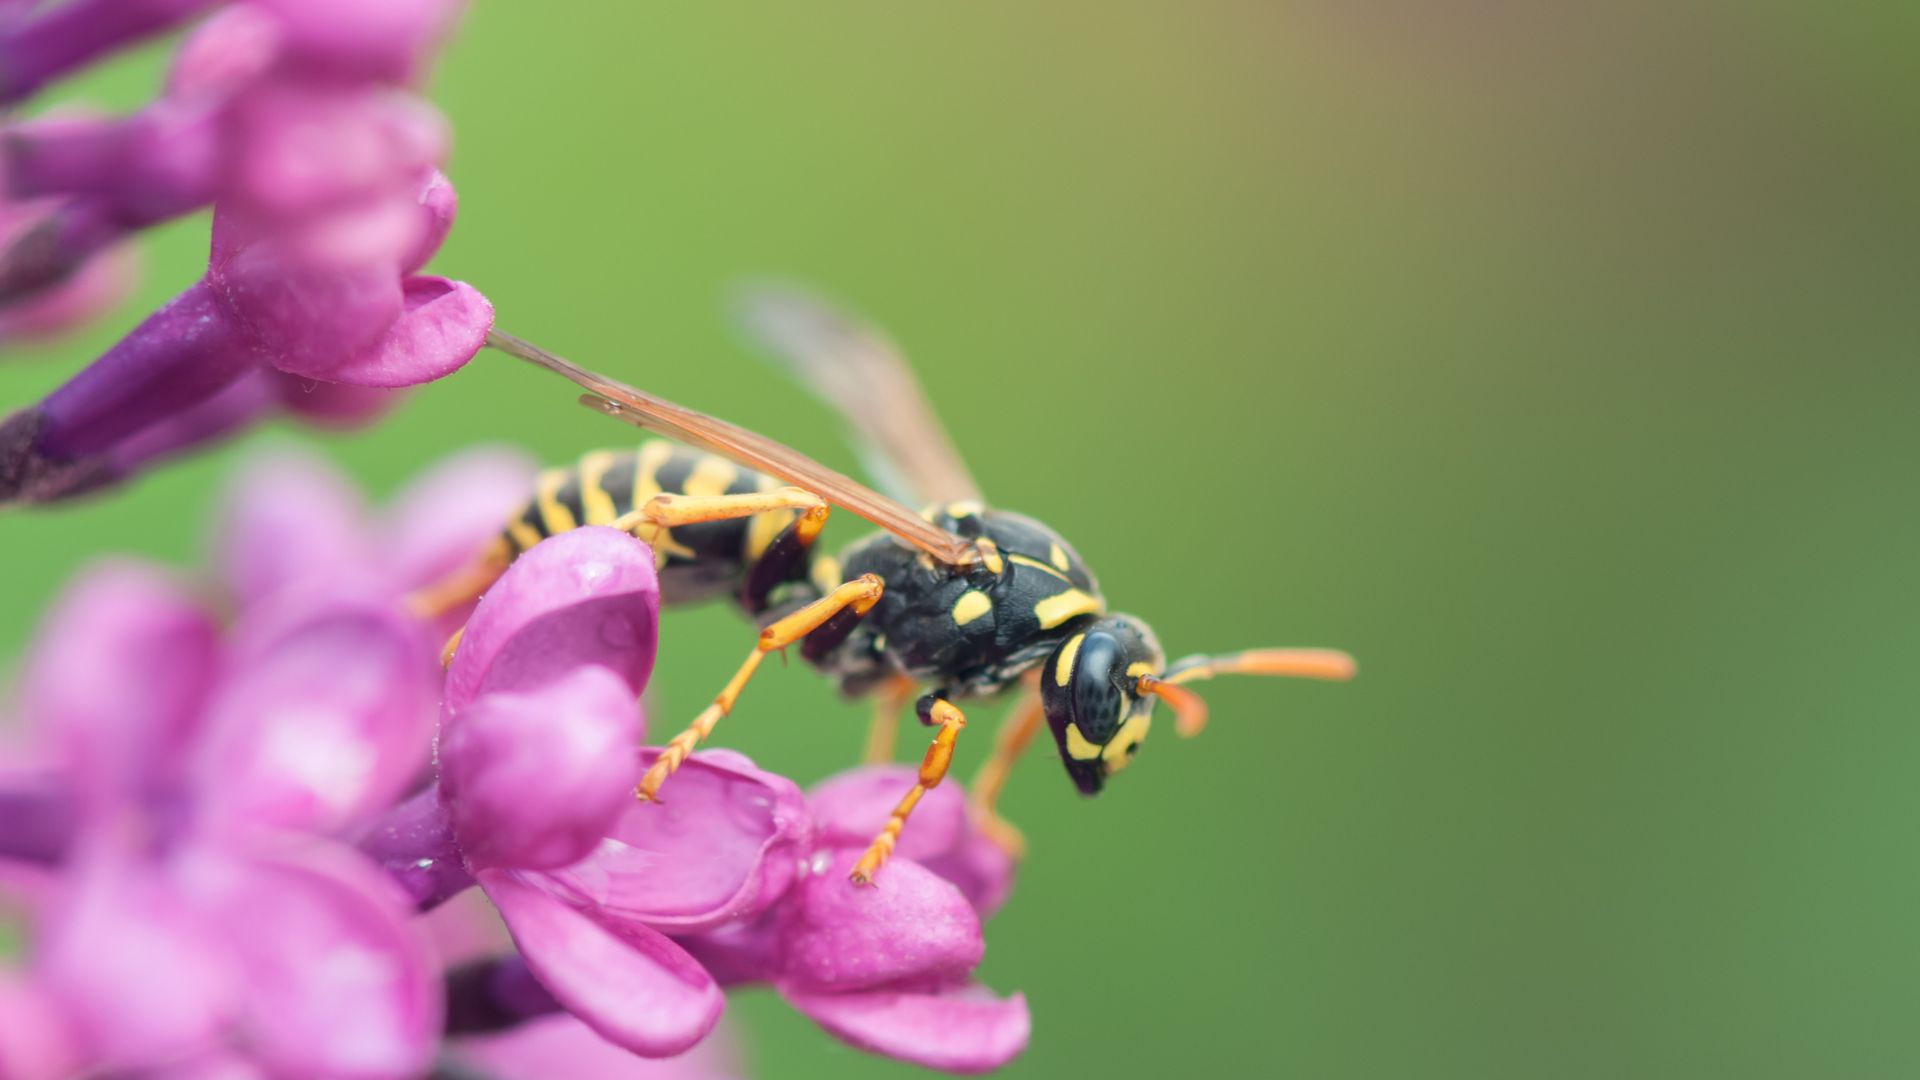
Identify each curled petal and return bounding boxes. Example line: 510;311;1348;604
538;748;810;934
378;443;536;597
192;598;437;837
479;869;721;1058
176;842;440;1080
781;983;1030;1075
293;274;491;388
778;849;981;993
441;667;643;871
445;526;659;714
17;561;218;813
809;765;1012;918
214;445;370;608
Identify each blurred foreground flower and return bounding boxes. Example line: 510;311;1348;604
0;0;489;505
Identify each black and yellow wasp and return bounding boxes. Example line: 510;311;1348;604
413;287;1355;885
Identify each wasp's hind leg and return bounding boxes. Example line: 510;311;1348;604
864;676;918;764
966;682;1044;860
850;692;971;886
637;572;885;802
405;539;515;624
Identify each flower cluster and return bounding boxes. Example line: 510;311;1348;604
0;451;1030;1077
0;0;489;505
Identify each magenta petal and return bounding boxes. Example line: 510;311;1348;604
166;6;281;99
176;842;440;1080
301;274;491;387
191;598;436;837
379;444;536;595
214;445;370;608
460;1014;744;1080
401;170;457;275
781;984;1030;1075
810;765;966;864
538;749;810;934
253;0;463;82
441;668;642;871
270;371;402;426
0;968;81;1080
18;561;218;812
778;849;982;993
479;869;722;1058
445;526;659;712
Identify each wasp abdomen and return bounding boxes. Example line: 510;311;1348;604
500;440;800;605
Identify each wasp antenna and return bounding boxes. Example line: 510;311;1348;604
1164;648;1356;686
1136;675;1210;738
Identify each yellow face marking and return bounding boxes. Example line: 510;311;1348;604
536;469;578;535
810;555;843;595
1007;553;1070;582
576;451;620;525
951;590;992;626
1102;712;1151;774
633;441;675;503
1064;722;1103;761
507;520;543;552
1126;661;1155;678
946;500;984;519
1033;588;1102;630
684;456;738;498
975;538;1005;575
1054;632;1085;687
1050;543;1071;573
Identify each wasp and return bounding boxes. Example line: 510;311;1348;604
412;286;1355;885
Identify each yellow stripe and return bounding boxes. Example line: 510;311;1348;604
952;590;992;626
684;456;738;497
536;469;577;534
1034;588;1102;630
1050;543;1071;573
1103;713;1150;773
1064;722;1102;761
1054;632;1085;687
507;520;543;551
577;451;619;525
810;556;843;596
745;507;797;562
634;441;674;502
1008;553;1070;582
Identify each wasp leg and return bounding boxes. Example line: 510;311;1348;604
863;676;918;764
850;694;968;886
614;486;826;532
405;539;514;622
636;573;885;802
967;682;1043;860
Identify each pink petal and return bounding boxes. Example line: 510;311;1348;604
166;5;281;98
781;983;1030;1075
420;889;509;968
213;445;371;608
36;843;240;1067
810;764;967;864
301;274;490;388
537;749;810;933
378;444;537;597
777;848;982;993
459;1014;745;1080
17;560;218;813
191;598;437;837
252;0;464;82
176;841;440;1080
441;667;643;871
401;170;458;275
479;869;721;1058
444;526;659;713
270;372;403;426
227;81;447;223
0;968;82;1080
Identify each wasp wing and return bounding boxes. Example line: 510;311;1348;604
733;282;984;508
487;329;979;568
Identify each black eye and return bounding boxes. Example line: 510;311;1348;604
1071;633;1123;743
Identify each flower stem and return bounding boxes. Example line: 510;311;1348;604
357;785;476;910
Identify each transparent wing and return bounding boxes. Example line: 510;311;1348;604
733;282;983;508
487;329;979;568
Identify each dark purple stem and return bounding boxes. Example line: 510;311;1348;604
357;785;476;910
442;955;562;1036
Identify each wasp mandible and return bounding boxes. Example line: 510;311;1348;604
412;286;1355;885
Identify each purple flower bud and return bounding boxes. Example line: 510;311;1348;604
0;0;219;106
441;668;643;872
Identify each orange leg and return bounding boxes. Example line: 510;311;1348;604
966;683;1044;860
636;574;884;802
405;539;513;623
863;675;918;764
850;696;967;886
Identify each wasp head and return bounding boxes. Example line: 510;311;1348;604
1039;615;1165;796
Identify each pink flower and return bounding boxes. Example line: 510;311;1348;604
809;763;1017;918
0;2;489;505
0;560;444;1078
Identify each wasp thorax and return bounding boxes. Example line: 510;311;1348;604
1040;614;1165;796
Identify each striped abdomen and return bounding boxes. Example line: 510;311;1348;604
501;440;802;605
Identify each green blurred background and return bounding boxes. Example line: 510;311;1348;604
4;3;1918;1077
